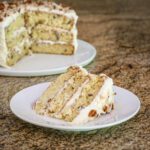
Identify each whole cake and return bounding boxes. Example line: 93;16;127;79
34;66;114;125
0;0;78;67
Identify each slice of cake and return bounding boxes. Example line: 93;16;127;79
0;0;78;67
34;66;114;125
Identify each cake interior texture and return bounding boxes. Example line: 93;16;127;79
0;1;78;67
34;66;115;125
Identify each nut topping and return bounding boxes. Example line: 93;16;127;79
0;3;5;10
103;105;108;112
0;17;3;21
37;1;44;5
24;0;32;4
112;103;114;110
88;109;97;117
88;93;93;97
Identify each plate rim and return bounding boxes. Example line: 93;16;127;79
0;39;96;77
10;82;141;131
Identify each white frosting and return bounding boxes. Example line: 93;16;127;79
78;66;88;75
34;26;77;51
0;7;25;28
0;26;8;67
13;27;26;37
62;79;89;109
26;5;78;38
72;76;114;125
43;75;76;114
36;32;77;51
72;28;78;53
55;75;75;96
37;40;67;45
0;3;78;67
26;5;78;20
0;8;24;67
0;13;20;28
12;38;29;53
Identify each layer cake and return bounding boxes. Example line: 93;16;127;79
0;0;78;67
34;66;115;125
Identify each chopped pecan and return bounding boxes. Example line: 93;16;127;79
0;3;5;10
24;0;32;4
88;109;97;117
0;17;3;21
37;1;44;5
88;93;93;97
103;105;108;112
112;103;114;110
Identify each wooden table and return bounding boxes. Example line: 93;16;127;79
0;0;150;149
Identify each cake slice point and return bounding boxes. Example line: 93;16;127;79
34;66;88;114
34;66;114;125
46;72;89;115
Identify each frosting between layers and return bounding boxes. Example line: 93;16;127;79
72;75;114;125
26;5;78;20
62;78;89;109
34;66;114;125
0;7;25;28
0;2;78;67
35;75;76;115
0;10;25;67
0;26;8;67
12;38;29;53
34;26;78;51
37;40;67;45
42;67;87;114
13;26;26;37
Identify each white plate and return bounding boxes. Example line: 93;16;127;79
10;82;140;132
0;39;96;77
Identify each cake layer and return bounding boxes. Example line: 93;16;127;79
6;30;28;48
0;1;78;67
31;25;74;43
6;27;27;41
25;11;75;31
34;66;114;124
60;74;105;122
6;14;25;38
35;66;87;114
72;75;114;124
46;71;88;114
6;46;29;66
31;42;75;55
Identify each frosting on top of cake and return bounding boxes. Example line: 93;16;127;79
0;0;78;67
0;0;78;23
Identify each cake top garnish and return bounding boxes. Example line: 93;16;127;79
0;0;74;22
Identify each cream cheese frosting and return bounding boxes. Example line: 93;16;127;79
0;1;78;67
26;5;78;20
0;26;8;67
62;78;89;109
12;26;26;37
72;75;114;125
34;66;114;125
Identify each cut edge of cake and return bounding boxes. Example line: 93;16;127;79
72;74;114;124
0;1;78;68
34;66;88;115
34;66;115;125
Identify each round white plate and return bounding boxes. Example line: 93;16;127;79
10;82;140;132
0;39;96;77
